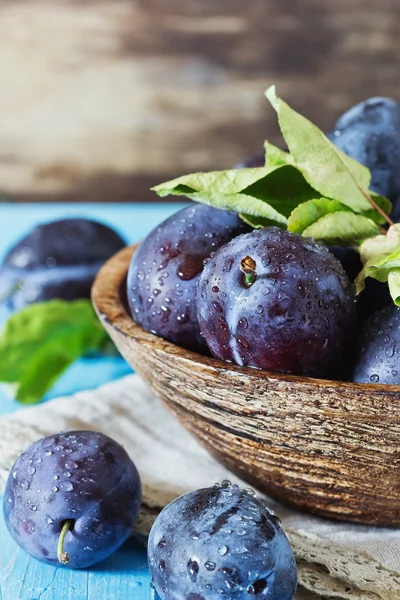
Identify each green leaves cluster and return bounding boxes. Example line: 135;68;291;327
154;85;400;304
153;85;391;246
0;299;109;404
356;225;400;306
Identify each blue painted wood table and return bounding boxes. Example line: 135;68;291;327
0;202;187;600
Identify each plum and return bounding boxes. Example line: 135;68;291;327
148;481;297;600
352;305;400;384
330;97;400;220
326;247;392;321
127;204;249;351
197;228;356;378
0;218;126;311
235;153;265;169
328;246;362;282
3;431;141;568
357;279;392;322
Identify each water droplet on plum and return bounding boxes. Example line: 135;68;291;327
212;301;223;313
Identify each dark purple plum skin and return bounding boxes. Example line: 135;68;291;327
148;482;297;600
328;246;362;282
127;204;249;351
3;431;141;569
234;153;265;169
326;247;392;321
0;218;126;311
326;247;391;323
357;279;392;322
197;228;357;378
352;305;400;384
329;97;400;221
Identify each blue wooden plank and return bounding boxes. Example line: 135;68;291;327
0;514;151;600
0;203;189;599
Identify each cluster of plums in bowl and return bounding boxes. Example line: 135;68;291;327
127;97;400;386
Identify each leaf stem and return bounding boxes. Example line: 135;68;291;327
360;187;394;227
57;520;73;564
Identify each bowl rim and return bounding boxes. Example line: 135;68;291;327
92;244;400;397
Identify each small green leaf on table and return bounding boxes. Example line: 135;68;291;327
0;299;109;404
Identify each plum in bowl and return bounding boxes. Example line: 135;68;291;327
92;244;400;528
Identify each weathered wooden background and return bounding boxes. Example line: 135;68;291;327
1;0;400;202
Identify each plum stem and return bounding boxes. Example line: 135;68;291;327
240;256;257;287
57;520;73;564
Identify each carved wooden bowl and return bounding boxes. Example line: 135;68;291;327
92;245;400;527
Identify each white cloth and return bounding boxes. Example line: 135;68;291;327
0;375;399;600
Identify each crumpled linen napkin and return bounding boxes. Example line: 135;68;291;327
0;375;399;600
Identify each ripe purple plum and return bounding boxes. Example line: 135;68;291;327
3;431;141;568
235;153;265;169
127;204;249;351
0;218;126;311
197;228;356;378
330;97;400;220
148;482;297;600
352;305;400;384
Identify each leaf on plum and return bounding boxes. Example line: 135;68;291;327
265;85;375;214
264;142;294;167
355;225;400;304
287;198;350;234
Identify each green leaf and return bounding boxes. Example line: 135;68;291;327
153;162;322;229
287;198;350;234
243;164;320;218
265;86;374;214
264;142;294;167
302;212;380;245
365;192;392;225
152;166;276;198
355;225;400;299
388;270;400;306
0;299;108;404
152;86;390;246
152;166;290;226
239;214;285;229
359;225;400;267
170;189;288;226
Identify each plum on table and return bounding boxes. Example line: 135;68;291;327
352;305;400;384
127;204;249;352
0;218;126;311
148;481;297;600
3;431;141;568
197;227;356;378
330;97;400;220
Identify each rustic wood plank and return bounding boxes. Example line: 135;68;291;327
1;0;400;202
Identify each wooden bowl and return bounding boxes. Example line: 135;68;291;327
92;245;400;527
